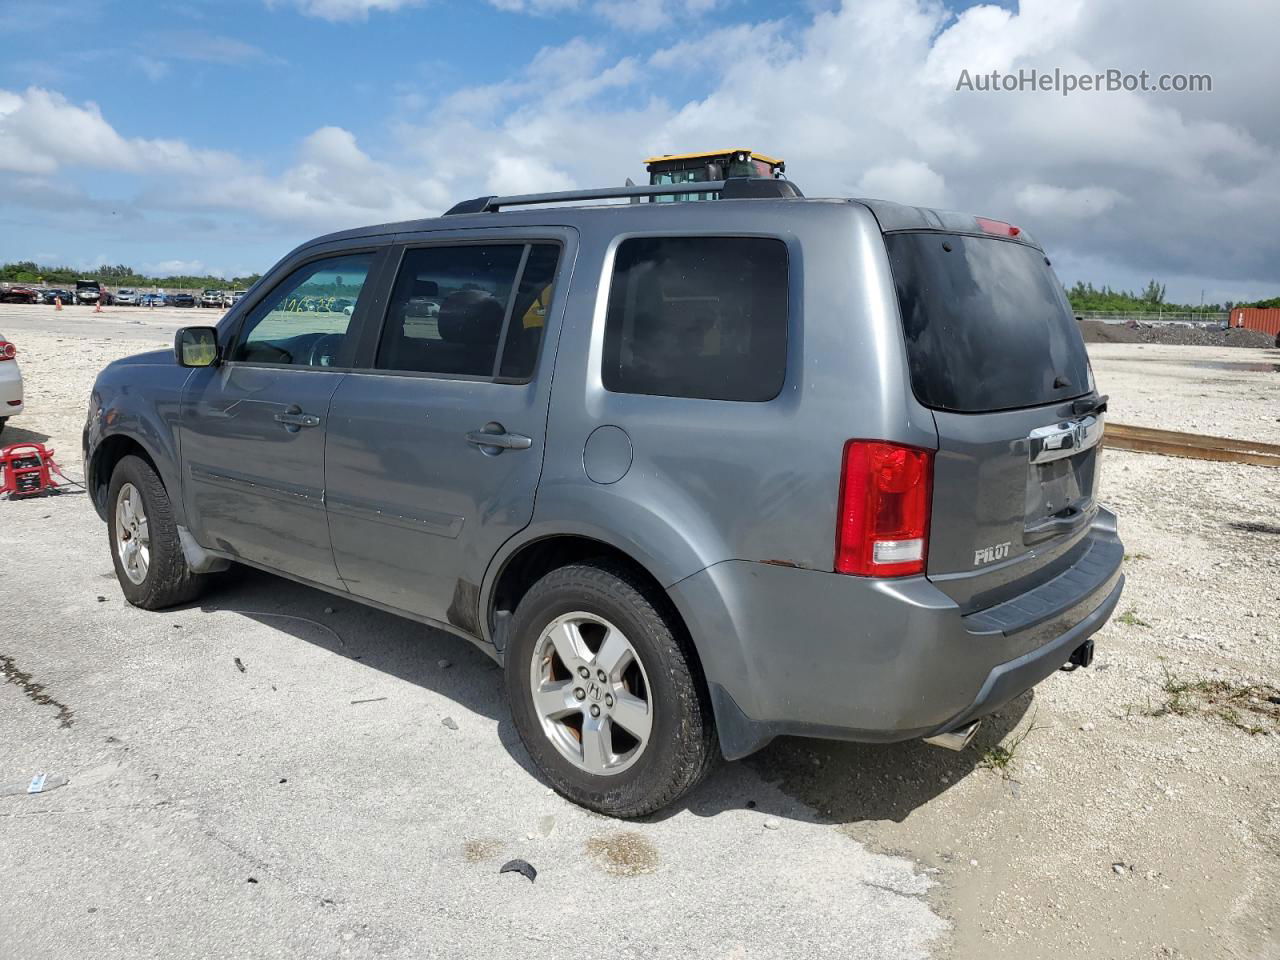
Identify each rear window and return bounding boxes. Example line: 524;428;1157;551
602;236;788;401
885;232;1090;413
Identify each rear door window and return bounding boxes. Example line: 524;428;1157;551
885;232;1090;412
602;236;788;401
376;243;560;380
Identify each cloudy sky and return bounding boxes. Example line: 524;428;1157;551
0;0;1275;303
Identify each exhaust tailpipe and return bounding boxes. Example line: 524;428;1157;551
922;719;981;752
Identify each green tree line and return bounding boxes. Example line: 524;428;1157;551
1065;280;1279;313
0;260;262;291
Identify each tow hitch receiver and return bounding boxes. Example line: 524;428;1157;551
1062;639;1095;671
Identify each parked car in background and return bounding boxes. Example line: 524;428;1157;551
137;293;165;307
115;288;140;306
229;290;247;305
75;280;111;306
0;285;39;304
170;293;195;308
40;288;74;305
0;332;22;437
200;289;225;309
84;179;1122;817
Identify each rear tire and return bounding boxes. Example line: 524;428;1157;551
107;455;205;609
505;562;717;818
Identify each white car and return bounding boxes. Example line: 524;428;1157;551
0;333;23;437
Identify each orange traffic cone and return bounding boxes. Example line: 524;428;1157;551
54;296;62;311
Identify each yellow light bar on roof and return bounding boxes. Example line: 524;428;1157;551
644;149;784;167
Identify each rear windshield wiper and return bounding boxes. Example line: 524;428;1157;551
1071;393;1109;416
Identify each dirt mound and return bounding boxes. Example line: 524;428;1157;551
1079;319;1276;349
1079;320;1143;344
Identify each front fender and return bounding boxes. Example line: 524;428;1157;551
85;351;190;523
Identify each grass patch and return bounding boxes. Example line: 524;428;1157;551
1144;660;1279;733
980;715;1040;779
1117;607;1151;628
1124;552;1150;562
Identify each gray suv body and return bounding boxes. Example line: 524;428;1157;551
85;180;1123;816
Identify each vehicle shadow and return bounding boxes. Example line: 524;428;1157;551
1;422;52;446
189;564;544;778
666;693;1032;827
186;563;1034;827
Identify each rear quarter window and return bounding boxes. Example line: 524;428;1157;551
885;232;1091;413
602;236;788;402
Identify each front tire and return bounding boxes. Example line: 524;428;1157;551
107;455;205;609
505;562;717;818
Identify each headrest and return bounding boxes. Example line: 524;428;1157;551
438;289;505;344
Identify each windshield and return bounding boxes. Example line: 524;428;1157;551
885;231;1091;413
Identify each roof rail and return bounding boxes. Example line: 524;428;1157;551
443;176;804;215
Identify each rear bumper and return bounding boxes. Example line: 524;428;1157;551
0;365;23;414
668;508;1124;760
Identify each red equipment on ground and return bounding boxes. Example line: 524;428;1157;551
0;443;66;498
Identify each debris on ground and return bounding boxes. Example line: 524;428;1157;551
441;716;458;730
0;773;69;797
499;859;537;882
350;696;387;705
586;833;660;876
233;657;246;674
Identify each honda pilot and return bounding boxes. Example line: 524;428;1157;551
84;178;1123;817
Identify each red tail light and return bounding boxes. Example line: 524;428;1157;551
0;341;15;360
975;216;1021;237
835;441;933;577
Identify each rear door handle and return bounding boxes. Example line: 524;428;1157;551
466;428;532;451
274;412;321;428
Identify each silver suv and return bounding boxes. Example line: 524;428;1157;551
84;178;1123;817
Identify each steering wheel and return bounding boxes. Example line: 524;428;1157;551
307;334;345;367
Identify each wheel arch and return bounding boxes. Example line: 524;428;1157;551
89;433;171;522
483;528;748;757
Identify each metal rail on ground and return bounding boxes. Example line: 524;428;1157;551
1104;423;1280;467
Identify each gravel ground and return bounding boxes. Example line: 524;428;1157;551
2;303;1277;959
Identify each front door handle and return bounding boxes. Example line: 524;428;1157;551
274;411;321;428
466;427;532;451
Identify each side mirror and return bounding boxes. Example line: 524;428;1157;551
175;327;220;367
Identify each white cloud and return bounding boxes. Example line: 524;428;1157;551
384;0;1279;297
594;0;726;32
144;258;209;277
488;0;580;12
274;0;425;21
1014;184;1127;219
4;0;1280;301
857;160;948;207
179;126;451;229
0;87;237;177
143;31;275;64
134;57;170;82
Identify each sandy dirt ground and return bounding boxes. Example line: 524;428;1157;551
1;303;1277;960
